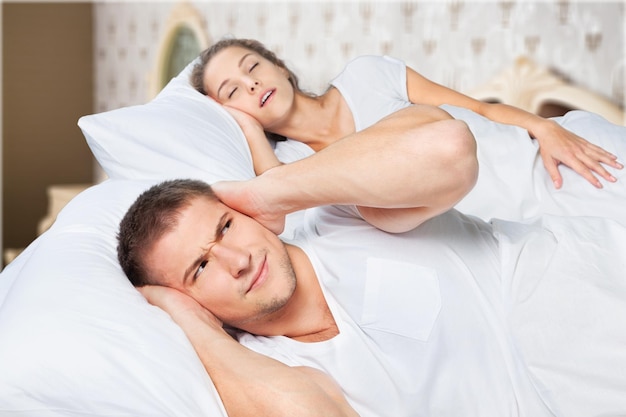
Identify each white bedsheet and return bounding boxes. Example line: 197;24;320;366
496;215;626;416
446;105;626;225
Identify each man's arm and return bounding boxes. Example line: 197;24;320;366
140;286;358;417
212;104;478;233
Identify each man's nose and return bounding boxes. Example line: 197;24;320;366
212;243;251;278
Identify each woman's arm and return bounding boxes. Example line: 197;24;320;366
212;104;478;234
140;285;359;417
405;66;622;189
224;105;284;175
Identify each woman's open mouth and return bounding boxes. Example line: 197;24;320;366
260;89;275;107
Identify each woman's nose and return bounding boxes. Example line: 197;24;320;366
246;78;260;92
212;243;251;278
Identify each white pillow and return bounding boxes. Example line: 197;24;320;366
78;59;255;183
0;179;228;417
78;58;308;238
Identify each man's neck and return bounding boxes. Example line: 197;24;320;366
239;244;338;342
284;244;339;342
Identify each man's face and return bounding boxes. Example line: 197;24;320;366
145;196;296;329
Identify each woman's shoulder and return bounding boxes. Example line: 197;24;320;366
334;55;406;85
331;54;411;130
344;55;405;71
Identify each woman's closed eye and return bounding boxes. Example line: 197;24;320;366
226;63;258;99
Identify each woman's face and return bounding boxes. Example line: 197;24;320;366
203;46;295;130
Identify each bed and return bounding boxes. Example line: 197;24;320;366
0;57;625;416
467;55;624;126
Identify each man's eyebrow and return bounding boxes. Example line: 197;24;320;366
181;212;229;285
183;253;204;286
216;52;253;98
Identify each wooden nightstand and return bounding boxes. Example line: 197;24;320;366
3;184;91;266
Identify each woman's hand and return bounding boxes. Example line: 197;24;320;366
532;119;622;189
212;179;287;235
223;106;265;142
223;106;283;175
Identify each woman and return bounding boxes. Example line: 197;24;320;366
190;38;622;192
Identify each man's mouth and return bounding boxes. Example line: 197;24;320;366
247;256;268;293
260;89;275;107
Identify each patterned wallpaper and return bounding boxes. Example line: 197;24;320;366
94;0;625;113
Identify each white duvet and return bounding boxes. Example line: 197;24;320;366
448;105;626;225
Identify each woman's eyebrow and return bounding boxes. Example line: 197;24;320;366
216;53;253;98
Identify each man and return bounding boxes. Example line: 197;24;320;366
118;106;626;417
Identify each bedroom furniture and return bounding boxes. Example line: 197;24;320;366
2;184;90;265
147;1;210;98
1;3;94;265
468;55;625;126
36;184;92;234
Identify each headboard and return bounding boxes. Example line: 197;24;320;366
468;56;625;126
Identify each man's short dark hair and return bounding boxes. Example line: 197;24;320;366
117;179;217;286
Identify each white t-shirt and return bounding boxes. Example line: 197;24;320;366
274;55;408;162
331;55;410;131
240;206;626;416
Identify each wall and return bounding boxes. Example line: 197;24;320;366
94;0;625;113
2;3;94;256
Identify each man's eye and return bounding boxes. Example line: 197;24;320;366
221;220;232;235
195;260;208;279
